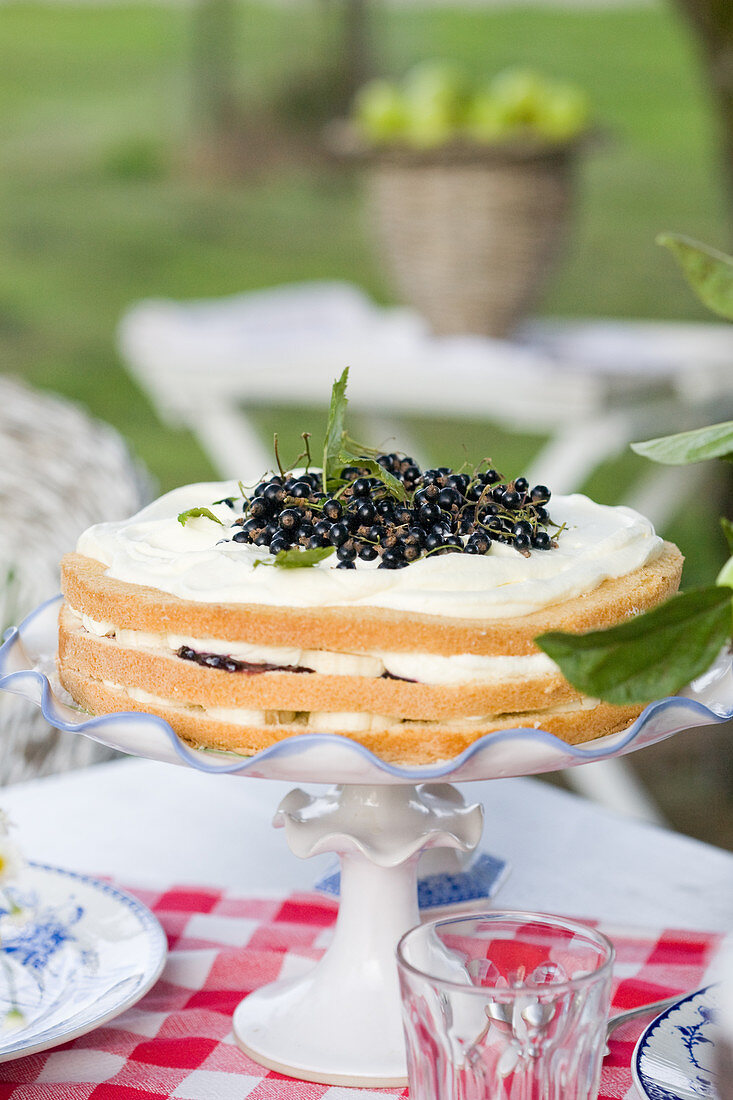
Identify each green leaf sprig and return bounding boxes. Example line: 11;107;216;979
631;421;733;466
537;587;731;705
657;234;733;321
536;235;733;703
322;369;409;500
253;546;336;569
177;507;225;527
323;366;350;488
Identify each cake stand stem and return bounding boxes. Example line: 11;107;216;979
233;782;483;1086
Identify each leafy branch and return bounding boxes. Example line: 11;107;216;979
322;368;409;500
536;236;733;703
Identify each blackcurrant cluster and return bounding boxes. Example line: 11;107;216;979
223;455;556;570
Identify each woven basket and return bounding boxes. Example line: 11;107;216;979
361;140;576;338
0;378;150;785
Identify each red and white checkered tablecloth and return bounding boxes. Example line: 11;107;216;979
0;885;723;1099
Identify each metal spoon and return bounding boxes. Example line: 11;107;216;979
603;993;682;1055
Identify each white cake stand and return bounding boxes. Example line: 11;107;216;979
3;596;733;1086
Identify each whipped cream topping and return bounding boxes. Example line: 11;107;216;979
76;481;664;620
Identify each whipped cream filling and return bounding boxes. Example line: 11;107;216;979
76;481;664;620
98;679;600;730
75;611;558;685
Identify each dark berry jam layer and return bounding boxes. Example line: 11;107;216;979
177;646;419;682
177;647;314;675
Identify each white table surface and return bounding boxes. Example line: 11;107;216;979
3;756;732;934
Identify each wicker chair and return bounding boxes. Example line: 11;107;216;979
0;377;149;785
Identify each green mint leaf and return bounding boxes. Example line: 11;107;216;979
323;367;350;486
657;234;733;320
630;421;733;465
335;443;409;502
536;585;732;704
255;546;336;569
722;518;733;555
717;555;733;590
177;507;225;527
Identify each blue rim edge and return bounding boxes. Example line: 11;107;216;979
633;985;716;1100
2;595;732;781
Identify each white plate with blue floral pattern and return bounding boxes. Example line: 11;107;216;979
0;861;166;1062
633;985;720;1100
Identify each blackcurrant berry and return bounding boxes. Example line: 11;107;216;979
382;547;404;568
290;481;311;498
279;508;301;531
470;534;491;554
356;501;376;525
351;477;371;498
329;522;351;547
438;487;460;510
532;530;552;551
419;503;441;527
406;527;426;547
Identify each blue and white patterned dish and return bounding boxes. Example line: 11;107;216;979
315;850;510;910
633;986;720;1100
2;596;733;784
0;861;166;1062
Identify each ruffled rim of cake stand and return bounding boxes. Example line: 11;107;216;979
2;595;732;784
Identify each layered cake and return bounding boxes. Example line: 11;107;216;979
58;454;683;764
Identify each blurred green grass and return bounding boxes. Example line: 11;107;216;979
0;1;728;581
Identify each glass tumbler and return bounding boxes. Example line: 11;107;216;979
396;911;614;1100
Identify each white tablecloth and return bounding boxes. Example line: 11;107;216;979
3;757;732;933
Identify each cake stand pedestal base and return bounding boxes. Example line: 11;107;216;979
232;782;483;1086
